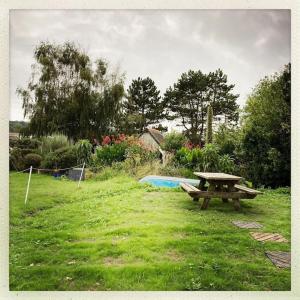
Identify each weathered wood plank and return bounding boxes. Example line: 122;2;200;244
194;172;242;181
234;184;263;195
180;182;199;193
232;221;263;229
250;232;288;243
187;190;256;199
265;251;291;268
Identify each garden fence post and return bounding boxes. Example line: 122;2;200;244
24;166;33;205
78;162;85;188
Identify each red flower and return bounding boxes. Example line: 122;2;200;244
102;135;111;145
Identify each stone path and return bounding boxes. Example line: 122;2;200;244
232;220;263;229
250;232;288;243
233;220;290;268
265;251;291;268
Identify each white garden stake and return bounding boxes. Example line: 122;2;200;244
77;162;85;188
24;166;33;205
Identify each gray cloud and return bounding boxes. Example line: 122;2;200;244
10;9;290;121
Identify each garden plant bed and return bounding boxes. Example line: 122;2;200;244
9;173;291;291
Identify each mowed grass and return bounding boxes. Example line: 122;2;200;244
9;172;290;291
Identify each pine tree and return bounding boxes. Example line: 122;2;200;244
124;77;165;133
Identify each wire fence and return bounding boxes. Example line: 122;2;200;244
10;164;83;174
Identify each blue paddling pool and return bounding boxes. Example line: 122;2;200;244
139;175;199;188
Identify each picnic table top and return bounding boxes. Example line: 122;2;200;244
193;172;242;181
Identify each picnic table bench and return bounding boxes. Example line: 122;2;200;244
180;172;262;211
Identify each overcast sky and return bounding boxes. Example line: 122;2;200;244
10;9;291;121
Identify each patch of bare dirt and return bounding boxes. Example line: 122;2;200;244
173;232;188;239
103;256;124;266
165;250;183;262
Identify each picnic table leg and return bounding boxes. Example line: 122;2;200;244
220;184;228;203
233;199;241;211
228;183;241;211
201;182;214;210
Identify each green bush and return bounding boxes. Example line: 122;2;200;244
240;64;290;187
218;154;236;174
174;143;237;173
93;167;122;181
41;146;77;169
201;143;220;172
161;132;187;153
214;124;241;156
75;139;93;164
9;147;25;171
24;153;42;168
39;134;72;156
9;137;40;149
95;142;128;166
175;147;203;169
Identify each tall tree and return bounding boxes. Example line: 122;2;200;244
207;69;239;123
17;42;125;140
241;63;291;187
124;77;165;133
164;69;239;144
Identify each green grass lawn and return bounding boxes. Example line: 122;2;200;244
9;172;291;291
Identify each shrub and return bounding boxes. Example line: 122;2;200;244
174;143;236;173
39;134;72;156
93;167;121;181
218;154;236;174
161;132;187;153
201;143;220;172
75;139;93;164
240;64;290;187
95;142;128;166
24;153;42;168
41;146;77;169
9;147;25;171
9;137;40;149
214;124;241;156
122;144;160;174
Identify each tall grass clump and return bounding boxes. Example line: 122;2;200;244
39;134;72;156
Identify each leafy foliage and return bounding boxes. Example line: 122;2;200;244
9;148;26;171
213;124;241;156
24;153;42;168
9;137;40;149
39;134;71;156
75;139;93;164
175;144;235;173
161;132;187;153
241;64;290;187
123;77;165;133
95;143;128;166
17;41;125;140
9;121;28;133
164;69;239;144
41;146;78;169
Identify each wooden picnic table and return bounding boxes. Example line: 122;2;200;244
180;172;262;211
194;172;242;210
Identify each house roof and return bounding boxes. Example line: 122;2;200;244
146;128;165;145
